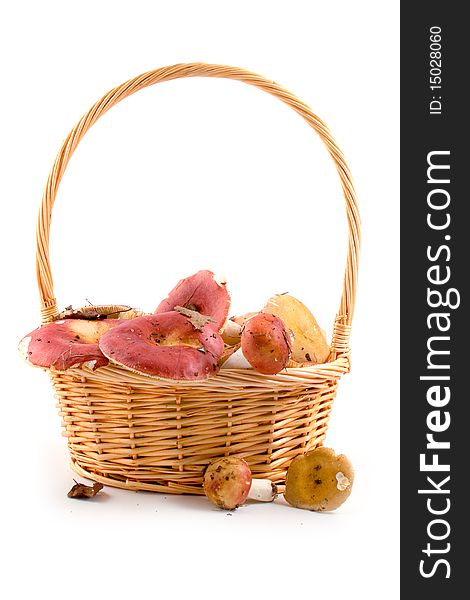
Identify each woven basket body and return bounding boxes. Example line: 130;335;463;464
36;64;360;494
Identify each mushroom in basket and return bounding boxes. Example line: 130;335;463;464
99;311;224;381
155;270;230;331
18;318;122;371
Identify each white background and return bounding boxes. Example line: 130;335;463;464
1;1;399;598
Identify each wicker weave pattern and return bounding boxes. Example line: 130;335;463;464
35;64;360;494
51;357;349;493
53;360;348;493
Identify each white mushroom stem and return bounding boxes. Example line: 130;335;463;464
221;319;242;345
223;320;241;337
248;479;278;502
221;347;252;369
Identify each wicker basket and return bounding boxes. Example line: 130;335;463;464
35;63;360;494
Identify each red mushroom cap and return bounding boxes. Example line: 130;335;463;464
203;457;253;510
99;312;224;381
155;270;231;330
18;319;121;371
241;312;292;375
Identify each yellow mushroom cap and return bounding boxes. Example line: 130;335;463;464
263;294;330;364
284;447;354;511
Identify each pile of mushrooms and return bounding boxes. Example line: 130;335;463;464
20;270;354;512
19;269;331;380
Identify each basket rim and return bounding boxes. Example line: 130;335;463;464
48;353;350;390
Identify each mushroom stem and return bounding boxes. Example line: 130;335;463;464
221;319;242;345
248;479;278;502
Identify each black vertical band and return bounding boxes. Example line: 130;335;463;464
400;4;466;596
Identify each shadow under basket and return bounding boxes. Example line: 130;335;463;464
35;63;360;494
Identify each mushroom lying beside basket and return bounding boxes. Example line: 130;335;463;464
284;447;354;511
203;457;278;510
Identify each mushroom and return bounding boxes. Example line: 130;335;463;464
263;294;330;364
240;312;292;374
220;319;242;346
99;312;224;381
284;447;354;511
155;270;231;330
203;457;278;510
18;319;121;371
57;304;144;320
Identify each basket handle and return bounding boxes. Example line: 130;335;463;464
36;63;360;355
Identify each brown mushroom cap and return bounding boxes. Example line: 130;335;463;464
57;304;145;320
99;312;224;381
240;312;292;375
284;447;354;511
18;319;120;371
155;270;231;330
